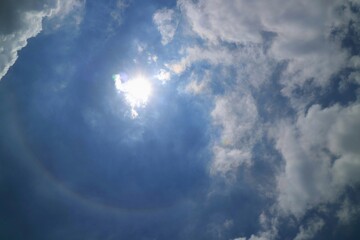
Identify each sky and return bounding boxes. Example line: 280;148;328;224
0;0;360;239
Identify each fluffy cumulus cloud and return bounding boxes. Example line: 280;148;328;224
177;0;360;106
170;0;360;194
153;0;360;238
275;103;360;216
0;0;83;81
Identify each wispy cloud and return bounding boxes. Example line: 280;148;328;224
110;0;131;26
155;69;171;83
153;8;179;45
293;217;325;240
211;92;260;176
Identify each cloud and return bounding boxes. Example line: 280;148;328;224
172;0;360;208
167;43;273;88
185;71;210;95
337;198;360;224
233;232;275;240
110;0;131;26
232;211;279;240
178;0;262;43
211;92;260;176
293;217;325;240
274;102;360;216
166;45;234;75
116;0;130;9
153;8;179;45
1;0;359;238
349;56;360;84
163;44;273;178
177;0;360;108
185;78;207;94
155;69;171;83
153;0;360;237
0;0;84;81
178;0;356;48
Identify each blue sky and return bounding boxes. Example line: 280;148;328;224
1;0;360;239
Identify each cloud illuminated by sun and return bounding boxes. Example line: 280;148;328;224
113;74;152;118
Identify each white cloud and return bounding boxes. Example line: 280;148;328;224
177;0;360;110
178;0;262;43
178;0;356;46
136;42;146;53
349;56;360;69
274;102;360;216
110;0;131;26
153;8;179;45
170;0;360;220
232;212;279;240
166;45;234;75
151;0;360;237
233;232;275;240
155;69;171;83
116;0;130;9
223;219;234;229
185;79;207;94
167;43;273;89
0;0;84;81
293;217;325;240
348;56;360;85
211;92;260;176
337;198;360;224
185;72;209;94
163;44;273;177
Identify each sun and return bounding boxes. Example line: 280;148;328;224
113;74;152;118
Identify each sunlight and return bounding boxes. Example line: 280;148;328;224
113;74;152;118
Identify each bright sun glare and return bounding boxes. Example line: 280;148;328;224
113;74;152;118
